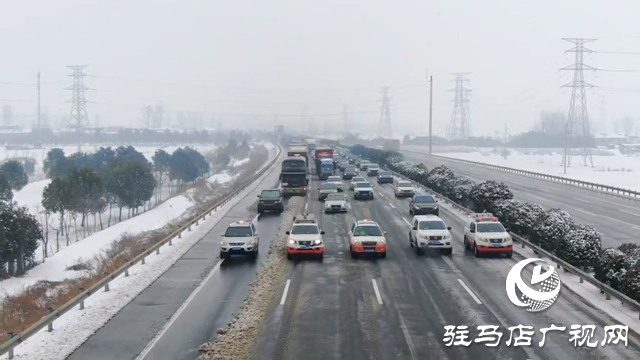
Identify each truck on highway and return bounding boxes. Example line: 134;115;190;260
314;146;335;180
288;144;309;166
281;156;308;197
306;139;317;158
383;139;401;152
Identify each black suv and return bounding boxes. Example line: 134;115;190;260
343;166;358;180
257;188;284;214
409;194;439;216
376;171;393;184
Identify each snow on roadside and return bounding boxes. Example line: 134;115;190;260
0;147;283;360
199;196;305;360
430;191;640;335
229;157;250;167
207;171;235;184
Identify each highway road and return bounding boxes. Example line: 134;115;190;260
257;173;640;359
68;160;286;360
401;148;640;249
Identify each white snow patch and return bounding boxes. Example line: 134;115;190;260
207;171;234;184
0;146;283;360
229;157;250;167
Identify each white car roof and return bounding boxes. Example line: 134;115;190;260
412;215;443;222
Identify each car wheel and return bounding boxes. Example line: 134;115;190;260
506;252;513;258
474;245;481;257
287;253;293;260
444;248;452;255
219;252;228;259
416;247;423;256
380;252;386;259
463;237;469;250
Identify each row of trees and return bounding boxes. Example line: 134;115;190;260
350;144;640;302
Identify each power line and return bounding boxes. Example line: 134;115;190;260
446;73;472;140
560;38;595;168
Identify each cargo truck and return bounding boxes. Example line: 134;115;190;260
287;145;309;165
314;146;335;180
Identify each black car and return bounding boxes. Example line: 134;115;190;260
343;166;358;180
376;171;393;183
257;189;284;214
409;194;439;216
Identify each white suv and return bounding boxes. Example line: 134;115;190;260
326;175;344;191
408;215;452;255
350;176;366;190
220;220;259;259
286;214;325;259
463;212;513;258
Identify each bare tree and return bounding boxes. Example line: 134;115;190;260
153;103;164;128
141;105;154;128
2;104;13;126
533;111;565;135
617;116;635;136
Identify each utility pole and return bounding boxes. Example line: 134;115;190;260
560;38;596;167
563;122;568;175
428;72;433;161
503;124;508;159
37;71;41;128
65;65;90;129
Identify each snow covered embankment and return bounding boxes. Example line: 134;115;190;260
199;196;305;360
0;147;282;360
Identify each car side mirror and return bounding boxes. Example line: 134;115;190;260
320;231;325;235
383;231;387;235
317;187;320;190
447;226;452;230
435;200;438;203
257;195;260;197
504;227;510;232
412;226;417;230
220;233;225;237
285;231;290;235
254;233;259;237
348;231;353;235
470;229;475;233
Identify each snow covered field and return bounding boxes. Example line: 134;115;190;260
7;144;222;262
402;145;640;192
0;145;280;360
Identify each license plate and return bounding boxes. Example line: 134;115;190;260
491;243;502;248
300;246;311;250
365;248;375;253
232;247;242;251
431;241;442;245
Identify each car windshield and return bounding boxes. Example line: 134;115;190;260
414;195;435;203
320;183;337;189
477;223;506;233
398;181;412;187
378;171;391;176
355;182;371;188
224;226;252;237
291;225;320;234
326;194;345;201
328;176;341;182
260;190;281;198
352;177;365;182
419;221;447;230
369;164;379;169
346;167;357;172
353;225;383;236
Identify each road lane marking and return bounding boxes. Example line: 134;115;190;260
441;256;457;271
347;203;352;209
280;279;291;305
388;202;396;209
397;313;417;359
620;209;640;217
139;259;224;359
574;208;598;216
575;198;592;204
304;202;308;211
371;279;383;304
401;217;412;226
457;279;482;305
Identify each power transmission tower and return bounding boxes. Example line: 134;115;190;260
560;38;596;167
342;105;350;134
446;73;472;140
377;86;392;138
65;65;90;129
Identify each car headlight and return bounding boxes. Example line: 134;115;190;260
379;238;386;244
289;239;295;245
479;238;488;242
352;239;360;244
313;239;322;245
443;234;451;239
505;236;512;242
220;241;225;246
433;205;438;209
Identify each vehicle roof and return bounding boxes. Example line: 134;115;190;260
413;215;443;221
261;188;281;191
354;219;380;226
397;180;412;184
293;213;317;223
228;220;253;227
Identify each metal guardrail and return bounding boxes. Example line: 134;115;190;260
402;150;640;201
345;148;640;320
0;146;283;359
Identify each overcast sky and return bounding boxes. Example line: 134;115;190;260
1;0;640;137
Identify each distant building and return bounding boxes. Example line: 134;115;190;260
594;133;629;147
